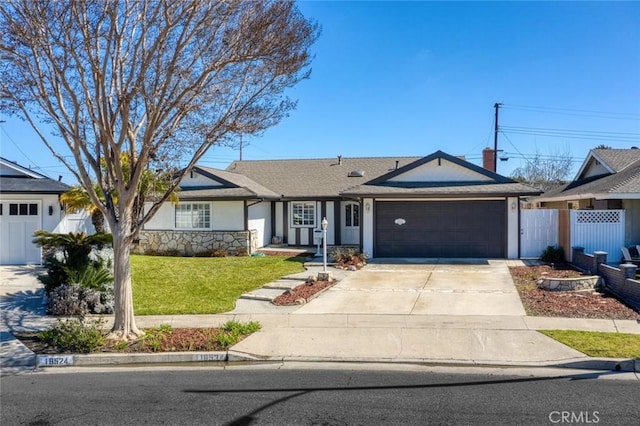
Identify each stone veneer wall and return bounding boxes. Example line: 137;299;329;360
572;247;640;311
134;230;258;256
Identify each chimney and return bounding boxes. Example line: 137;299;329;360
337;155;342;165
482;148;496;173
395;160;399;170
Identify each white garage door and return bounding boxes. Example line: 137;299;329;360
0;202;42;265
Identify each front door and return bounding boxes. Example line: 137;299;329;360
341;202;360;245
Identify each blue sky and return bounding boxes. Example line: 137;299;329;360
1;1;639;184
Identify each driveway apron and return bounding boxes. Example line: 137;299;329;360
294;259;526;316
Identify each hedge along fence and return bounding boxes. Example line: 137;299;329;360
572;247;640;311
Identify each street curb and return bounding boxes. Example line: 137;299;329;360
25;351;640;373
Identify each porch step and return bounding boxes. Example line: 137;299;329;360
239;288;286;301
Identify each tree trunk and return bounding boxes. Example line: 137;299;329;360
91;209;105;233
109;225;141;340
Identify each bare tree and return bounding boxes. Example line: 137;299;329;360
510;147;574;192
0;0;318;339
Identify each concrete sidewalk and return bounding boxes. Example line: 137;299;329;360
2;264;640;374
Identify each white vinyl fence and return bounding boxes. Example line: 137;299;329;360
520;209;625;261
569;209;625;262
54;211;97;234
520;209;559;258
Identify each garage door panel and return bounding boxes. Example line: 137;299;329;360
375;201;505;258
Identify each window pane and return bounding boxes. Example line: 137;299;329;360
353;204;360;227
9;204;17;215
175;204;192;228
291;202;315;227
345;204;351;227
176;203;210;229
29;204;38;215
19;204;28;215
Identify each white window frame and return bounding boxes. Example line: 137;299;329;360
175;203;211;230
290;201;316;228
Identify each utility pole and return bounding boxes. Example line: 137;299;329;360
493;102;502;172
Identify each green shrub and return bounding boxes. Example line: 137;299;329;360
141;324;173;352
221;320;261;335
39;317;107;353
540;245;565;263
48;284;114;316
215;332;238;348
63;264;113;291
216;321;262;348
210;249;228;257
330;247;368;267
33;231;113;294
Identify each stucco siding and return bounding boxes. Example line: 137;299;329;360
623;199;640;246
213;201;244;230
143;202;174;229
507;197;519;259
248;201;271;247
362;198;374;255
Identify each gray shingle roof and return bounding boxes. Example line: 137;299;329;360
178;166;279;199
539;158;640;200
225;152;541;198
226;156;422;198
0;177;70;194
592;148;640;173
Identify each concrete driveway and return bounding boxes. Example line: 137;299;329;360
294;258;526;316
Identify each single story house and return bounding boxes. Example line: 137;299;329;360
0;157;70;265
535;148;640;245
138;149;540;259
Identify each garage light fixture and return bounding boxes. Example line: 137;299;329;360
48;205;54;216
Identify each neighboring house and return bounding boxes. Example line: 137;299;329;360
536;148;640;245
0;157;70;265
138;149;540;259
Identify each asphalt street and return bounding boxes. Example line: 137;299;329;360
2;364;639;425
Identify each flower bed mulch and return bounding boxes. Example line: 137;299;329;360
272;280;335;306
14;327;247;355
510;264;640;320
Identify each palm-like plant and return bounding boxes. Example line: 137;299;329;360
60;184;107;233
61;155;179;233
33;230;113;293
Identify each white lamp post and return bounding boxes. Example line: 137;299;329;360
321;217;328;272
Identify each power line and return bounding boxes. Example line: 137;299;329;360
501;125;640;136
499;131;531;162
500;125;640;143
0;125;42;170
502;103;640;120
500;129;640;143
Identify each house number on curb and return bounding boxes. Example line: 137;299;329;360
394;218;406;226
37;355;74;366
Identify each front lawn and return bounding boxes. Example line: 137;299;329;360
540;330;640;359
131;255;305;315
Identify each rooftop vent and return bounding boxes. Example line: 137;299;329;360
348;170;365;177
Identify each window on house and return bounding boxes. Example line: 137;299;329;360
291;202;315;227
175;203;211;229
9;203;38;216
